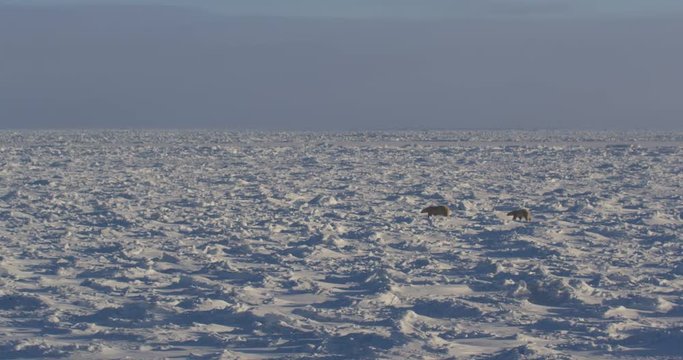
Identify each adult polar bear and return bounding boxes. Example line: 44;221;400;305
421;205;451;217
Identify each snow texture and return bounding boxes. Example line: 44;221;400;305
0;130;681;359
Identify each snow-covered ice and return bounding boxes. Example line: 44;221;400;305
0;130;681;359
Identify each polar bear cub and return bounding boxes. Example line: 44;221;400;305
507;208;531;221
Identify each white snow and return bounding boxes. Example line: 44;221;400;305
0;130;681;359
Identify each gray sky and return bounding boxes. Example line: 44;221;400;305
1;1;683;130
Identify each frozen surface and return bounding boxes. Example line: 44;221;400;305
0;130;681;359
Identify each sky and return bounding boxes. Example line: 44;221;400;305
1;1;683;130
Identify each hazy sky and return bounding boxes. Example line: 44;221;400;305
6;0;683;19
1;1;683;130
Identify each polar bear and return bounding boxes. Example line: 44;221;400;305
421;205;451;217
507;209;531;221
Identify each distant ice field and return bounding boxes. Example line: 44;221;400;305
0;130;681;359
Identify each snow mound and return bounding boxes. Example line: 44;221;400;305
0;293;47;311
